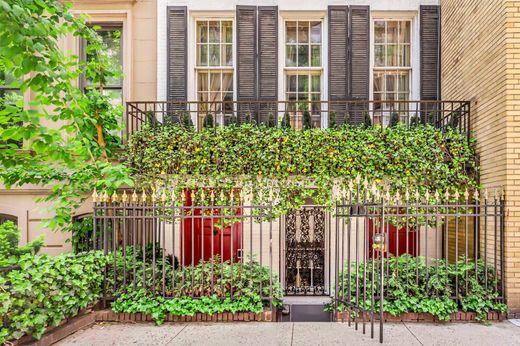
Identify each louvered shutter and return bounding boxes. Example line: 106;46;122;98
258;6;278;124
236;6;258;123
166;6;187;120
349;5;370;125
420;5;440;100
328;6;349;125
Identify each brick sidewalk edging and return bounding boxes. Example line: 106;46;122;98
95;309;277;323
336;311;506;322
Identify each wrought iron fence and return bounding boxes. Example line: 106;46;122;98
125;100;470;140
92;185;504;343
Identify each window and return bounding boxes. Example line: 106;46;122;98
373;20;411;126
196;20;234;128
81;24;123;106
285;20;322;129
0;69;23;147
0;214;17;226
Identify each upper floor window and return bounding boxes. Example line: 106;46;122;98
81;24;123;106
285;20;322;129
196;20;234;128
373;20;411;125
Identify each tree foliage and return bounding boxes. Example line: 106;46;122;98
0;0;133;230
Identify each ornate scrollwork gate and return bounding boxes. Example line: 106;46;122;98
284;207;327;295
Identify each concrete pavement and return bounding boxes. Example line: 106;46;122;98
56;321;520;346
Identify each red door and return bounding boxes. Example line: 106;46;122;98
367;218;419;258
182;190;242;266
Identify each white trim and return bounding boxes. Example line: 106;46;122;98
188;13;235;128
279;13;327;128
71;9;133;104
369;11;419;102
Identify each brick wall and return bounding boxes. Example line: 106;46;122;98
441;0;520;310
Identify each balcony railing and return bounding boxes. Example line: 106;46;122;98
125;100;470;140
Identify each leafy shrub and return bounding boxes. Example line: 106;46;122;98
331;255;507;321
112;289;266;325
0;221;43;267
107;251;283;324
328;111;337;128
281;112;291;129
267;112;276;127
0;251;108;343
127;124;478;217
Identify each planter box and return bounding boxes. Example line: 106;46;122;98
336;311;506;323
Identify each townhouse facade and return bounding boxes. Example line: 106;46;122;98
2;0;520;313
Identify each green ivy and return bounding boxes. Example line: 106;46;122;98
0;221;43;267
329;255;507;321
0;251;108;343
112;288;266;325
126;123;478;217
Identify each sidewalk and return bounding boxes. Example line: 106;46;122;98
56;321;520;346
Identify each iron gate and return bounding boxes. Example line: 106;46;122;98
333;201;385;343
284;207;327;296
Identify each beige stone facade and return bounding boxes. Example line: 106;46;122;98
0;0;157;254
441;0;520;311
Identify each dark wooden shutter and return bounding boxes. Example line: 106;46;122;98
349;6;370;125
328;6;349;125
420;5;440;100
236;5;258;123
166;6;187;119
258;6;278;124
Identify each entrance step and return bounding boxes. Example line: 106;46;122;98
278;297;333;322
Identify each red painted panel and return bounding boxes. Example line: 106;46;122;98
182;190;242;266
367;218;419;258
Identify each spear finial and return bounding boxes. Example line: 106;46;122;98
92;189;98;203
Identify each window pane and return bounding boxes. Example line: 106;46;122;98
210;72;221;91
386;45;397;66
222;44;232;66
298;45;309;67
311;75;320;93
398;72;410;93
286;22;297;44
399;21;410;44
287;93;297;102
222;72;233;92
298;74;308;93
287;75;297;92
373;73;383;94
197;44;208;66
386;21;398;44
311;45;321;67
386;73;396;94
209;44;220;66
310;22;321;43
298;21;309;43
374;45;385;67
374;21;385;44
197;22;208;43
222;21;233;43
209;21;220;43
104;89;123;107
198;72;208;92
286;45;297;67
399;45;411;67
97;29;122;86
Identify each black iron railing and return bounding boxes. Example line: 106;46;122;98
93;185;504;342
125;100;470;140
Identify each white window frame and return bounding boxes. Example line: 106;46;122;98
370;11;419;102
188;12;236;129
282;16;325;129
